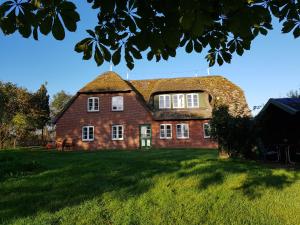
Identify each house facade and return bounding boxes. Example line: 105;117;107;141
54;72;249;150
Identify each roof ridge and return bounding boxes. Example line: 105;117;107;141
130;75;225;82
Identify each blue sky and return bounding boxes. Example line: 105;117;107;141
0;2;299;115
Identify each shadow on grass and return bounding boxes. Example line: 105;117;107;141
0;149;211;223
0;149;299;224
177;157;299;199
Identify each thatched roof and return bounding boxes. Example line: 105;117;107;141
79;71;132;93
130;76;250;117
54;71;249;123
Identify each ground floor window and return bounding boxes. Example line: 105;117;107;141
203;123;211;138
112;125;124;140
82;126;94;141
176;124;189;139
160;124;172;139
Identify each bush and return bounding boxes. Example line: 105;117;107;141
210;106;258;159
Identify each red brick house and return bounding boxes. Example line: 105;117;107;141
53;71;249;150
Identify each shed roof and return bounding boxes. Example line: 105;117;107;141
258;98;300;116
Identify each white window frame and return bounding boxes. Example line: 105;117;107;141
203;123;211;138
160;124;172;139
87;97;99;112
112;125;124;140
172;94;185;109
82;126;94;141
176;124;189;139
112;96;124;111
159;95;171;109
186;93;199;108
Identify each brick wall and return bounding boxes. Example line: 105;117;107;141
56;91;217;150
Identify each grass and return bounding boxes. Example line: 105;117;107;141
0;149;300;225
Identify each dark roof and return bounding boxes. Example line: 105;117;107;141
258;98;300;117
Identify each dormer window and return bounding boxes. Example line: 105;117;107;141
159;95;171;109
172;94;185;108
186;93;199;108
112;96;124;111
87;97;99;112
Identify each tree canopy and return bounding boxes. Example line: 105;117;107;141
50;90;72;118
1;0;299;69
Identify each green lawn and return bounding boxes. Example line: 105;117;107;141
0;149;299;225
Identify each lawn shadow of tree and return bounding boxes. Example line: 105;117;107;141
177;157;299;199
0;149;210;223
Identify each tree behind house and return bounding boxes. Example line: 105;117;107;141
50;91;72;118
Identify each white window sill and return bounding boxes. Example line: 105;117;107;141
82;139;94;142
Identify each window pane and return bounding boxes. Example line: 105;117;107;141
89;127;94;139
83;127;88;139
176;125;182;138
178;94;184;108
165;95;170;108
166;125;171;137
187;95;193;107
94;99;99;110
173;95;178;108
183;125;189;137
159;96;164;108
193;94;199;107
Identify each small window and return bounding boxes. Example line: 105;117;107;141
172;94;185;108
203;123;211;138
159;95;171;109
112;125;124;140
160;124;172;139
186;93;199;108
112;96;124;111
176;124;189;139
82;126;94;141
87;97;99;112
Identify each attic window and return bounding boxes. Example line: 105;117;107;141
159;95;171;109
112;96;124;111
172;94;185;108
87;97;99;112
186;93;199;108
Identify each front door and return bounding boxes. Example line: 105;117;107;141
140;125;152;149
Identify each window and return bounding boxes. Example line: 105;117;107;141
159;95;171;109
203;123;211;138
172;94;185;108
160;124;172;139
87;97;99;111
112;125;124;140
82;126;94;141
176;124;189;139
112;96;124;111
186;93;199;108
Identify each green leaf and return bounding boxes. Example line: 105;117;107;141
293;26;300;38
221;50;231;63
94;45;104;66
52;16;65;40
74;38;93;53
100;44;111;61
83;42;93;60
40;16;53;35
130;46;142;59
33;27;38;40
217;54;223;66
147;51;154;60
185;40;193;53
282;20;296;33
259;27;268;35
60;11;79;32
112;47;121;65
86;29;95;38
193;41;202;53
